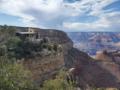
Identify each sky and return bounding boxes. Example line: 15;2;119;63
0;0;120;32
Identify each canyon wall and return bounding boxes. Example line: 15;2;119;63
16;27;73;85
16;27;120;88
65;48;120;88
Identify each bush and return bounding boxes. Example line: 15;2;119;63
0;45;7;56
48;45;52;51
53;44;58;52
42;70;75;90
0;56;36;90
0;25;16;36
43;38;48;43
6;37;22;50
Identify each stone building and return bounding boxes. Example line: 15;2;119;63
16;27;37;41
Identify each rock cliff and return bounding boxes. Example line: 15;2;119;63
65;48;120;88
16;27;73;85
15;26;120;88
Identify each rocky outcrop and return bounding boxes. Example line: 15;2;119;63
95;50;120;83
15;26;120;88
16;27;73;52
68;32;120;55
65;48;120;88
16;27;73;85
64;48;92;68
16;27;73;45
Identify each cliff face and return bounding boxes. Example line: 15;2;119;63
15;26;120;88
64;48;92;68
16;27;73;52
16;27;73;85
65;48;120;88
67;32;120;55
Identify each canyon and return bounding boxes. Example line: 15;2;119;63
2;26;120;88
68;32;120;55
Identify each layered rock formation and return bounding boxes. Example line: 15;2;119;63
15;26;120;88
16;27;73;85
65;48;120;88
67;32;120;55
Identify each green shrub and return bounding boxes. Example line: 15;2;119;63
0;25;16;35
42;70;75;90
48;45;52;51
0;56;36;90
0;45;7;56
53;44;58;52
43;38;48;43
6;37;22;50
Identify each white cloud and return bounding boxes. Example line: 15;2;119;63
89;0;118;16
0;0;119;31
63;0;118;17
0;0;64;27
63;11;120;31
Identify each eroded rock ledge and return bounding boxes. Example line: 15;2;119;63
65;48;120;88
16;27;73;85
16;27;120;88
